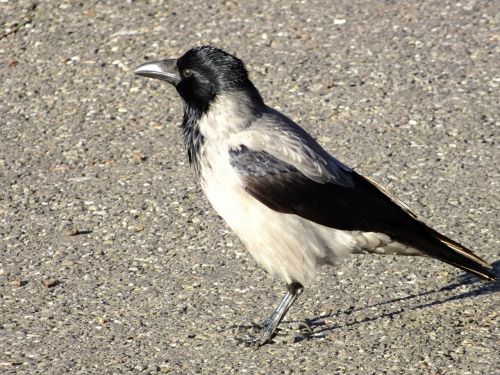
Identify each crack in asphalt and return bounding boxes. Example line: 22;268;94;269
0;2;38;41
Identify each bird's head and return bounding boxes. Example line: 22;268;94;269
134;46;262;114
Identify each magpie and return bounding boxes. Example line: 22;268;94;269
134;46;496;346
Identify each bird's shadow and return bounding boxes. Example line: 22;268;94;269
287;260;499;342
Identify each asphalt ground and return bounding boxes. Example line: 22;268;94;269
1;1;498;374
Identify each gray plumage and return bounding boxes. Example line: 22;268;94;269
134;45;496;346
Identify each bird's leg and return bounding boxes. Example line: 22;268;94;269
237;282;303;346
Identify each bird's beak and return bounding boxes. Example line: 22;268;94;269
134;59;181;86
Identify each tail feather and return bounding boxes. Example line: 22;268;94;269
359;174;495;281
411;222;496;281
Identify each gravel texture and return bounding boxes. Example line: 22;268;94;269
1;1;498;374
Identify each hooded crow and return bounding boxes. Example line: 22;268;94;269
134;46;496;346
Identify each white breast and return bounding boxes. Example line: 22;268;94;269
197;136;356;285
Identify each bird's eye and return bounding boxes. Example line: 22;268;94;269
183;69;193;78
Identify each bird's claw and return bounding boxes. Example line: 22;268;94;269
231;322;274;347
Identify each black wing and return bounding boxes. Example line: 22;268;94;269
229;145;495;281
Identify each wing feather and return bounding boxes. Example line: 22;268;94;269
229;145;495;281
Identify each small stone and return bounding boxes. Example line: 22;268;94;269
43;279;61;288
10;279;27;287
65;227;80;236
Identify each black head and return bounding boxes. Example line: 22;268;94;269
135;46;263;113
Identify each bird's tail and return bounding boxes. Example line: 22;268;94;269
409;222;496;281
358;174;495;281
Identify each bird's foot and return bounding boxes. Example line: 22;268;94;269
231;322;275;347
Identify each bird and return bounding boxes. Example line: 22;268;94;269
134;45;496;346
